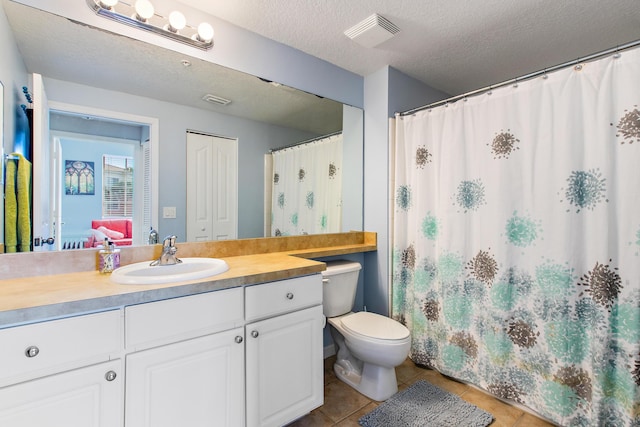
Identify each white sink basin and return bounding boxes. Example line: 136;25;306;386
110;257;229;285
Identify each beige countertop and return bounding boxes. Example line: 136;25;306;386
0;232;376;326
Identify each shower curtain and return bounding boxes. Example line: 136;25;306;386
392;48;640;426
271;133;342;236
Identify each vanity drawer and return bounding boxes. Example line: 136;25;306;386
245;274;322;322
0;310;122;387
125;287;244;351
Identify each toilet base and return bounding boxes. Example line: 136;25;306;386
328;317;405;401
333;360;399;401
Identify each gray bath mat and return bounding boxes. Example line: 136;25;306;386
359;380;494;427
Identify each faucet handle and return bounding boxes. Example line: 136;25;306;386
162;235;177;247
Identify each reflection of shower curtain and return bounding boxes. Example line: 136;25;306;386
392;48;640;426
271;133;342;236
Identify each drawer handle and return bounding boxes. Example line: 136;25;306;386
251;330;259;338
235;336;243;344
105;371;117;382
286;292;294;300
25;346;40;358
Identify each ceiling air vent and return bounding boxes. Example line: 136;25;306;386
344;13;400;48
202;94;231;106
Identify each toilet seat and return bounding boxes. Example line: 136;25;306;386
340;312;409;341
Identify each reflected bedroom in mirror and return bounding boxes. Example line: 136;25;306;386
0;0;363;254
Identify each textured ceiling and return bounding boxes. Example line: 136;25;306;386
3;0;343;135
180;0;640;96
5;0;640;129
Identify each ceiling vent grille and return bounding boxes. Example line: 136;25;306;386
344;14;400;48
202;94;231;106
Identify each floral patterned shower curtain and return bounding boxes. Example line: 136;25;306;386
271;133;342;236
392;47;640;426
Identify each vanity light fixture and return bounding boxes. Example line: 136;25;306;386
87;0;214;50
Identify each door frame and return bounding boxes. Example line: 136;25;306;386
47;101;159;246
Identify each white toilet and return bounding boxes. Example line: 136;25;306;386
322;260;411;401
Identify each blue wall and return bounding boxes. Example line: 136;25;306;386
59;137;134;242
363;66;448;316
45;78;316;240
0;3;28;245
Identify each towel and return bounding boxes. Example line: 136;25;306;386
4;153;32;253
4;157;17;252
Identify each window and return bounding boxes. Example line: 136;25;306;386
103;155;134;217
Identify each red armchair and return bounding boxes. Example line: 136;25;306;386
87;219;133;247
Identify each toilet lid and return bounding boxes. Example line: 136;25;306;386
341;312;409;340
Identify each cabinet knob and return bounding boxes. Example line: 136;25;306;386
105;370;117;382
235;335;243;344
25;346;40;358
251;330;259;338
286;292;294;300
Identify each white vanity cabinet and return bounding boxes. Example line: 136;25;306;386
245;274;324;427
0;272;324;427
124;287;245;427
0;310;123;426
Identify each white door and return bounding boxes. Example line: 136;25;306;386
125;328;245;427
245;305;324;427
31;73;53;249
186;132;237;242
0;359;123;427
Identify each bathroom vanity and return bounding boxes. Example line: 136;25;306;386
0;232;376;427
0;275;323;427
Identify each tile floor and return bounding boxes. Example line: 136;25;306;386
287;356;557;427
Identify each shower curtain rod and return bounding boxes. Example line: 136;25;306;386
269;130;342;153
398;38;640;117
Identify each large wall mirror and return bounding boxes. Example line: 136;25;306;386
1;0;363;252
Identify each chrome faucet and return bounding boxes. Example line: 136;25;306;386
151;235;182;266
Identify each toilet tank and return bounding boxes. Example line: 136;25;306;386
321;260;362;318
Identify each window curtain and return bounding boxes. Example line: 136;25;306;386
392;47;640;426
271;133;342;236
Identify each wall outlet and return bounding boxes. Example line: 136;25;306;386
162;206;177;219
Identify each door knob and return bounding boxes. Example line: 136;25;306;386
235;336;243;343
251;330;259;338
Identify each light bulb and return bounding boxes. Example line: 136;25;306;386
196;22;214;43
99;0;118;8
134;0;154;21
167;11;186;32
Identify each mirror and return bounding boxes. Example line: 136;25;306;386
1;0;363;252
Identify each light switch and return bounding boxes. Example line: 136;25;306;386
163;206;177;219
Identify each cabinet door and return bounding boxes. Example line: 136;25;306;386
0;359;123;427
246;305;324;427
126;327;245;427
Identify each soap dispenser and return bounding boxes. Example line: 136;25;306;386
99;239;114;273
149;227;158;245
